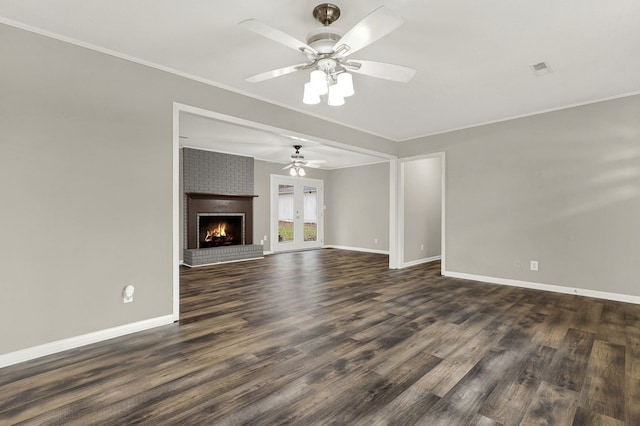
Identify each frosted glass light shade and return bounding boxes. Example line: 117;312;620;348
303;82;320;105
289;167;297;176
337;72;354;97
298;167;306;176
328;83;345;106
310;70;328;95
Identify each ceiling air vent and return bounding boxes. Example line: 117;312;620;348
530;61;553;77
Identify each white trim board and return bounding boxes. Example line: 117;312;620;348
324;245;390;255
388;159;399;269
0;315;175;369
172;103;181;322
443;270;640;305
400;255;441;269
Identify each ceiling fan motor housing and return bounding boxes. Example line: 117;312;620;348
306;27;343;54
309;4;343;54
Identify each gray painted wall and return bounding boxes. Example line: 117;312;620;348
0;24;391;356
0;31;175;354
403;158;442;262
327;163;390;251
400;94;640;297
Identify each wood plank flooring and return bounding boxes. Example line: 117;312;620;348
1;249;639;425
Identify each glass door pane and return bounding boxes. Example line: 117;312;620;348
303;185;318;242
277;184;295;243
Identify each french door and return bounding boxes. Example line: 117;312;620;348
271;175;324;252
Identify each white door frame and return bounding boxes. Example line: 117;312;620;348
396;152;446;273
270;174;324;253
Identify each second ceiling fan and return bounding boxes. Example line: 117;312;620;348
283;145;326;176
240;3;416;106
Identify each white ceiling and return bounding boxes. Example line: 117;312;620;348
1;0;639;150
179;112;389;169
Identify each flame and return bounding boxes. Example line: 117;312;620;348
204;223;226;241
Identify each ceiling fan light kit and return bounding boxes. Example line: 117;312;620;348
240;3;416;107
290;166;306;176
304;68;353;105
303;82;321;104
337;72;354;97
327;82;345;106
310;69;329;94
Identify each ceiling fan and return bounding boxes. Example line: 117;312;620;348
240;3;416;106
283;145;327;176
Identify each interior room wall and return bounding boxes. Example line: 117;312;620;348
399;94;640;298
326;162;390;251
0;23;392;358
0;30;177;355
403;158;442;263
253;160;331;251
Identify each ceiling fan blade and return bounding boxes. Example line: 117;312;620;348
306;159;328;164
332;6;403;58
246;63;308;83
344;60;416;82
240;19;318;57
283;164;294;169
304;163;322;169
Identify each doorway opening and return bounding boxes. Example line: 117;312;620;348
398;153;446;272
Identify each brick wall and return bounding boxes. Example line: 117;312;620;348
183;148;254;195
182;148;255;248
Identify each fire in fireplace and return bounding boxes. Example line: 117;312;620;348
197;214;245;248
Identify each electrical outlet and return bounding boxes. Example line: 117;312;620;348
263;235;268;241
123;285;135;303
260;240;264;245
374;237;378;244
421;244;424;250
530;261;539;271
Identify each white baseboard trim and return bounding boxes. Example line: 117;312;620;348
443;270;640;305
263;250;274;255
324;245;390;255
400;255;441;269
0;314;175;369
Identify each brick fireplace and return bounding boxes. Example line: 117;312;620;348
182;148;263;267
183;193;263;266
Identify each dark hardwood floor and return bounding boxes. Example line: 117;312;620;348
1;249;639;425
